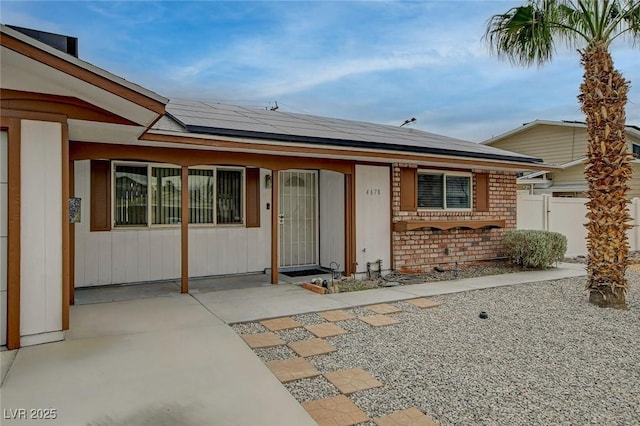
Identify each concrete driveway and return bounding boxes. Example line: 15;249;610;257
0;294;316;426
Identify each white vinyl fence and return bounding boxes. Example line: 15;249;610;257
516;194;640;256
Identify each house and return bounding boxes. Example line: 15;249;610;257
482;120;640;197
0;24;548;349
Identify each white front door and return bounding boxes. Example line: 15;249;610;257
279;170;318;268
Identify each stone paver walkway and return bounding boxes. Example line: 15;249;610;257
324;367;383;394
305;323;348;338
302;395;369;426
374;407;439;426
261;317;302;331
236;298;445;425
266;357;320;382
359;314;401;327
288;338;337;357
318;309;355;322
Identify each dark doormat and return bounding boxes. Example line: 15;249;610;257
281;268;328;277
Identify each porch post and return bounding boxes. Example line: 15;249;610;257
69;157;75;306
181;165;189;293
271;170;279;284
5;118;21;349
61;123;70;330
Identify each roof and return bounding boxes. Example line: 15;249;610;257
482;119;640;145
0;24;168;107
154;99;544;165
520;157;586;179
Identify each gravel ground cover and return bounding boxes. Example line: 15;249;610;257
235;274;640;425
338;262;522;292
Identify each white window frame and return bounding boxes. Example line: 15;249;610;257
111;161;245;229
417;170;473;211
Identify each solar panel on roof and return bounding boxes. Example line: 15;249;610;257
160;99;542;164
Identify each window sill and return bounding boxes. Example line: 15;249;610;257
393;219;505;232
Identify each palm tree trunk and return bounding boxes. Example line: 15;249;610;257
580;42;631;309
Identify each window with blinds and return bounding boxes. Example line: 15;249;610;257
417;173;444;208
217;169;243;224
151;167;181;224
417;171;471;210
189;169;214;224
114;165;148;226
112;163;244;227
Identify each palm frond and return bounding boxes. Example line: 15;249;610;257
484;0;640;66
484;3;555;66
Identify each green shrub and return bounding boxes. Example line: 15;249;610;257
502;230;567;269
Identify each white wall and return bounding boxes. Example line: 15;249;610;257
1;131;8;346
517;194;548;230
20;120;63;345
517;193;640;257
319;170;345;271
355;165;391;274
74;162;271;286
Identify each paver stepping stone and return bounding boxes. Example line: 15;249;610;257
302;395;369;426
305;323;348;338
324;367;382;394
240;332;285;348
374;407;439;426
367;303;402;314
265;357;320;383
407;298;442;309
318;310;355;322
359;314;400;327
288;338;337;357
261;317;302;331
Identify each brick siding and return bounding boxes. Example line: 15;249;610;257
392;164;517;272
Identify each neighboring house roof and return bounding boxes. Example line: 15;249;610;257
521;157;586;179
482;119;640;145
155;99;545;165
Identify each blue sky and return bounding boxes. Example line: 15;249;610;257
2;0;639;142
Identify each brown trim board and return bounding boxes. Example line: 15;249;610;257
2;117;21;349
1;89;137;125
71;141;354;175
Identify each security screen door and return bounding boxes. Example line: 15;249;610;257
278;170;318;268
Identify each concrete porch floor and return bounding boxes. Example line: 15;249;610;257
73;271;333;305
0;263;587;425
